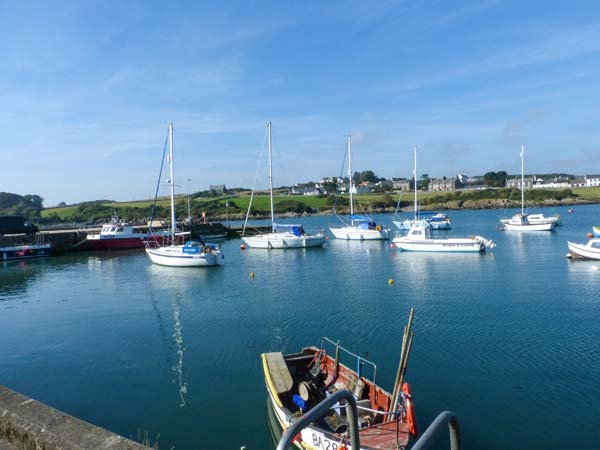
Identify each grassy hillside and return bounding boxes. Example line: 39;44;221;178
39;187;600;224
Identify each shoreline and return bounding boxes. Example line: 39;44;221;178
209;197;596;222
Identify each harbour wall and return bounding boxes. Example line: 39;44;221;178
0;385;151;450
0;223;272;254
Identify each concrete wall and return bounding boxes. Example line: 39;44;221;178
0;386;151;450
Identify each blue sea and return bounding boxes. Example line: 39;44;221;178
1;205;599;449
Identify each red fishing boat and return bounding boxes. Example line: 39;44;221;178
87;216;170;250
262;311;417;450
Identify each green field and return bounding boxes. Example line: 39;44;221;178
39;187;600;223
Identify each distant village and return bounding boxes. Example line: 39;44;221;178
208;173;600;197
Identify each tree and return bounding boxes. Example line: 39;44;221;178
496;171;508;187
420;174;431;191
483;172;499;187
353;170;379;183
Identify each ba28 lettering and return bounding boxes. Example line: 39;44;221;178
311;433;338;450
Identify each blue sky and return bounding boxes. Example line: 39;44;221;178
2;1;599;206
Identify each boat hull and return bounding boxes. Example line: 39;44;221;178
261;350;410;450
392;237;484;252
502;221;556;231
567;241;600;260
87;237;146;250
329;226;390;240
242;232;326;249
1;244;52;261
145;246;221;267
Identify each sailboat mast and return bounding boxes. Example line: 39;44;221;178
348;135;354;223
169;123;176;242
520;144;525;215
413;145;418;220
268;122;275;231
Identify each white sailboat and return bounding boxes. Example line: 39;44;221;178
241;122;327;249
500;145;557;231
393;146;495;252
329;135;390;240
145;123;223;267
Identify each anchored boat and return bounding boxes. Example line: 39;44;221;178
242;122;327;249
0;242;51;261
87;215;170;250
329;135;390;241
261;312;418;450
393;146;494;253
145;123;223;267
567;238;600;260
393;220;494;253
500;146;556;231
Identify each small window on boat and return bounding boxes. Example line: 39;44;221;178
116;227;124;232
592;242;600;249
110;227;116;232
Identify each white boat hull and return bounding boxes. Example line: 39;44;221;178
392;236;485;252
501;220;556;231
329;226;390;240
242;232;326;249
567;241;600;260
145;246;221;267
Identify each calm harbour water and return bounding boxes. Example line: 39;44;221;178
1;205;599;449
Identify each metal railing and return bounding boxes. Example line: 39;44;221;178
411;411;460;450
274;390;460;450
275;390;360;450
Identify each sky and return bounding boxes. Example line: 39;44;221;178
1;0;600;206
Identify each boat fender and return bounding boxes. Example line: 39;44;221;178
402;382;418;437
375;225;381;231
203;246;212;254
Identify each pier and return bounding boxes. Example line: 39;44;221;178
0;385;151;450
0;223;272;254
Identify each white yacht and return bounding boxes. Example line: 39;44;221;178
241;122;327;249
145;123;223;267
500;146;557;231
329;135;390;240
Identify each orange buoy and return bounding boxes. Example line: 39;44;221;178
402;382;418;436
587;233;594;238
240;244;246;250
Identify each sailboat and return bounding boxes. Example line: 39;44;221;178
500;145;557;231
329;135;390;240
145;123;223;267
241;122;327;249
393;146;495;252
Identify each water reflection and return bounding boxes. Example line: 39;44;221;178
147;265;198;407
0;259;48;300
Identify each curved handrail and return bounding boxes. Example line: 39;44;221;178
275;390;360;450
410;411;460;450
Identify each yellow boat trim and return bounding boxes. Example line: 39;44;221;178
261;353;283;408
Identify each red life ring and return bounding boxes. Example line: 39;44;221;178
402;382;418;436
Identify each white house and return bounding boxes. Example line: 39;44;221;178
585;175;600;187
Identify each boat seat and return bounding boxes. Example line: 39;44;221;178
264;352;293;394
